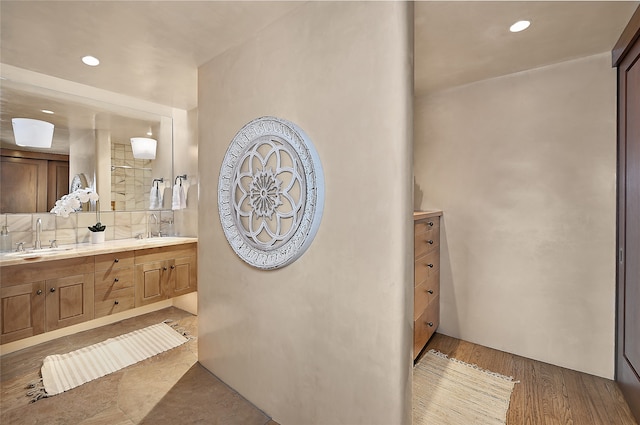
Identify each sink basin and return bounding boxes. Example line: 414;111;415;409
4;246;74;258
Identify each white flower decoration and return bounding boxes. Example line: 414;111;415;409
50;188;99;217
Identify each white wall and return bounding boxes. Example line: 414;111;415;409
171;107;198;238
414;52;617;378
198;2;414;424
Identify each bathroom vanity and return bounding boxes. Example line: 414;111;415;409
413;210;442;359
0;238;197;344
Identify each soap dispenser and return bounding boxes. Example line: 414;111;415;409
0;226;12;252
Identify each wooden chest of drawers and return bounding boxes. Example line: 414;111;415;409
414;211;442;359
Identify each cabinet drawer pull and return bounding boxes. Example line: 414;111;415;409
114;258;119;263
428;221;434;227
114;278;119;283
427;264;434;268
37;289;43;295
170;265;175;270
163;267;168;271
427;322;434;327
50;287;56;293
114;300;119;305
427;240;434;244
427;289;434;294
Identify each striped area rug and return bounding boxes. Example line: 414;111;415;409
34;322;188;399
413;349;518;425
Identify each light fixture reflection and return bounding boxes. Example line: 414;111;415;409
11;118;54;148
130;137;157;159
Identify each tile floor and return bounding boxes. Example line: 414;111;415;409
0;307;278;425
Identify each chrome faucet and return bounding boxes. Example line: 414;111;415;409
35;218;42;250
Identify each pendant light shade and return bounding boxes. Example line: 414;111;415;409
130;137;157;159
12;118;54;148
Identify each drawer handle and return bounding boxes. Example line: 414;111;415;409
427;240;434;244
427;264;434;268
170;265;175;270
50;287;56;293
114;300;119;305
428;221;434;227
114;278;119;283
427;289;434;294
163;267;168;271
427;322;434;327
37;289;43;295
114;258;119;263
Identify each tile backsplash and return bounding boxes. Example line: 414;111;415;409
0;210;175;250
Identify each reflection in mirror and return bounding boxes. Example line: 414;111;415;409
0;78;173;213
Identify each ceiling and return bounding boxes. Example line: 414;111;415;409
1;1;638;109
0;1;302;111
414;1;638;96
0;80;163;154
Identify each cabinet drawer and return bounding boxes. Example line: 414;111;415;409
95;251;134;271
135;243;197;265
95;268;134;291
414;296;440;359
94;288;135;318
415;217;439;235
414;274;439;321
414;226;440;259
415;249;440;286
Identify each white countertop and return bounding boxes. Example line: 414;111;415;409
0;237;198;267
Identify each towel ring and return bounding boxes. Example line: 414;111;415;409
175;174;187;186
153;178;164;189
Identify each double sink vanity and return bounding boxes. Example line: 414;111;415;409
0;237;197;345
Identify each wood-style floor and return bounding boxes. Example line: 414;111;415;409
420;333;639;425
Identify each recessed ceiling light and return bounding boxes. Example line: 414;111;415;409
41;109;54;114
146;131;153;136
82;55;100;66
510;20;531;33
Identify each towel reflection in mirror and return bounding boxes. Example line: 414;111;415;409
172;175;187;210
149;178;164;210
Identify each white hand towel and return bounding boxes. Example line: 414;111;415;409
157;184;164;205
149;186;159;210
171;184;181;210
180;184;187;209
149;185;163;210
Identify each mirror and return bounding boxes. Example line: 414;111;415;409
0;78;173;213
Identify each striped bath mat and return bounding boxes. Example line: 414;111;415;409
413;350;518;425
28;321;189;401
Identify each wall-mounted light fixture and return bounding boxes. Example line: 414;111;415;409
11;118;54;148
130;137;157;159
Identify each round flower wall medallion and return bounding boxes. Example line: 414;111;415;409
218;117;325;269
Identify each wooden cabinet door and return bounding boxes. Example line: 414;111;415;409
0;156;48;213
47;160;69;211
135;260;169;306
0;281;45;344
615;7;640;421
170;256;197;297
45;273;95;332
